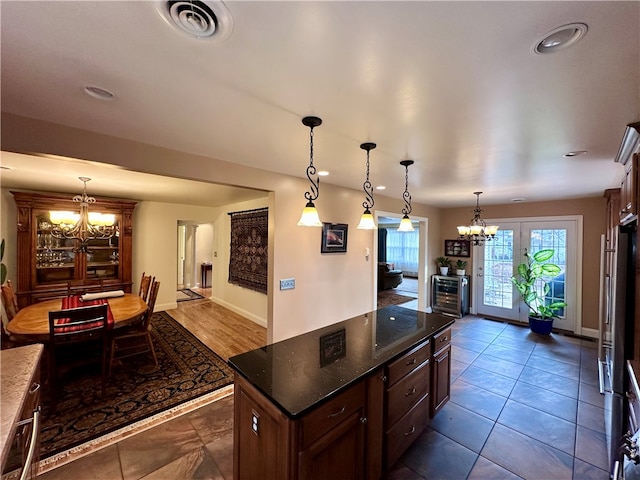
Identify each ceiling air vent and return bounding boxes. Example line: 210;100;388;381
156;0;233;41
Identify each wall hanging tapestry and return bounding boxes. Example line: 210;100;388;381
228;207;268;294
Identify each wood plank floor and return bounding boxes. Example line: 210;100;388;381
168;287;267;361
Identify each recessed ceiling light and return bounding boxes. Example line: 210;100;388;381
511;197;526;203
0;166;13;171
563;150;588;158
84;86;115;100
533;23;588;55
376;185;386;190
317;171;329;177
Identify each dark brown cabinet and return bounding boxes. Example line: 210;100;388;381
384;340;430;469
234;374;367;480
619;153;638;225
11;191;136;307
431;327;452;417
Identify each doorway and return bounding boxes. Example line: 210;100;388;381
375;211;429;311
474;216;581;333
177;221;214;292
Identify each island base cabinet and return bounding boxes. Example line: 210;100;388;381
431;343;451;417
298;409;365;480
233;373;367;480
233;375;293;480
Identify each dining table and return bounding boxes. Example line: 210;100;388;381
7;293;148;341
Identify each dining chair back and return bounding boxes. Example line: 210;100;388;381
48;303;110;404
1;279;19;321
138;272;155;303
109;281;160;374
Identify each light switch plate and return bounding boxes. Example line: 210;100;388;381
280;278;295;290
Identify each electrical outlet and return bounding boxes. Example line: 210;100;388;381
280;278;295;290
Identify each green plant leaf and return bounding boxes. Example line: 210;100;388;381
532;249;554;262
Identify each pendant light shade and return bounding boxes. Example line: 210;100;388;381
398;160;415;232
297;116;323;227
357;142;377;230
457;191;499;245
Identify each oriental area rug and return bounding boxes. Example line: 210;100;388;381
39;311;234;461
377;291;416;308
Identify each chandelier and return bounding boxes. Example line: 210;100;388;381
457;191;499;245
49;177;117;253
356;142;377;230
297;116;323;227
397;160;415;232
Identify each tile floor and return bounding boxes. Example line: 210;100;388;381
35;315;608;480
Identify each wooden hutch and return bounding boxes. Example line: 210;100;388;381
11;190;136;307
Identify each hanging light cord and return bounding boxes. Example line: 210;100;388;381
362;146;374;210
402;162;412;216
304;124;319;203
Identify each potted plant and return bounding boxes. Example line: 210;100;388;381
436;256;451;276
511;248;567;335
454;259;467;276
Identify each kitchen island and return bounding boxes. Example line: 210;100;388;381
228;305;454;480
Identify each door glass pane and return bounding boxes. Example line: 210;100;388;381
483;229;514;308
529;229;566;317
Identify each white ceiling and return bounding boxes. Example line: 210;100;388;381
1;1;639;208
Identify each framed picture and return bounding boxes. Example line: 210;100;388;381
444;239;470;257
321;223;348;253
319;328;347;367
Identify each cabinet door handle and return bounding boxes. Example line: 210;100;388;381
441;336;448;342
404;425;416;436
380;374;387;383
405;387;416;396
328;406;346;418
29;382;40;395
406;358;417;366
19;407;40;480
360;417;368;424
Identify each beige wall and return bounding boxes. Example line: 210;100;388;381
1;113;443;343
1;113;605;339
440;196;607;331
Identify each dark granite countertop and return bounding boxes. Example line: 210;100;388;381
228;306;454;418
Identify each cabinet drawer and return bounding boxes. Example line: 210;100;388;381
386;359;429;427
385;395;429;469
300;381;365;450
387;340;430;387
433;327;451;353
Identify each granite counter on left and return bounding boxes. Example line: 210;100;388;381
1;343;44;470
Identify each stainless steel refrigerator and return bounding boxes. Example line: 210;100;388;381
600;223;637;477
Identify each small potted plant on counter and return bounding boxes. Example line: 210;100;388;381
511;248;567;335
436;256;451;276
454;259;468;276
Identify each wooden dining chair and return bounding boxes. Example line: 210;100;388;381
109;281;160;374
48;304;110;404
1;279;20;321
138;272;155;303
1;280;22;349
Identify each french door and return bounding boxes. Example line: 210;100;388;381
476;217;579;333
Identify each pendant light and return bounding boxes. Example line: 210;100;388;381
297;116;323;227
357;142;377;230
457;191;499;245
397;160;415;232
